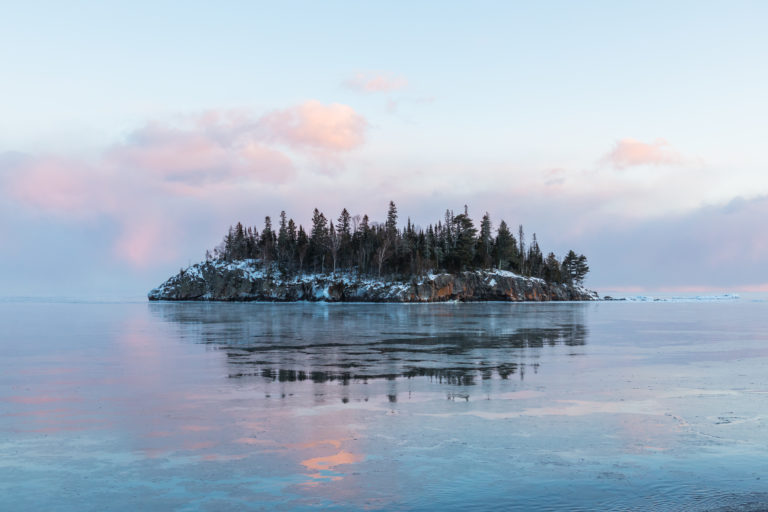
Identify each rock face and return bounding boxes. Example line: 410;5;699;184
148;260;598;302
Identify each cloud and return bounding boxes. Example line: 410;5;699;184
7;157;105;215
113;217;178;268
343;72;408;93
1;101;367;267
110;122;296;192
259;100;367;151
603;138;683;169
578;194;768;290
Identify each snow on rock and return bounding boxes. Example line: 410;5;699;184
148;260;599;302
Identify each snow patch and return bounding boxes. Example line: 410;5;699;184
619;294;740;303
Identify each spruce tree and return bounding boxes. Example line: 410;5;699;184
527;233;544;277
453;213;477;270
261;217;275;266
309;209;328;273
337;208;352;268
277;211;288;265
478;212;493;269
296;226;309;273
208;202;589;285
575;254;590;284
494;221;515;270
385;201;398;238
518;225;526;275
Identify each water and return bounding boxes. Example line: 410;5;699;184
2;300;768;511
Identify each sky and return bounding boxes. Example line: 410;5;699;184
1;0;767;297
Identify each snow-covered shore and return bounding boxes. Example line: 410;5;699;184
148;260;598;302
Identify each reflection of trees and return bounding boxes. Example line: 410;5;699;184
149;303;588;386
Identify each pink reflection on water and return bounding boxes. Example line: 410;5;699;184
6;395;81;404
301;450;364;471
184;441;217;451
300;446;365;486
181;425;216;432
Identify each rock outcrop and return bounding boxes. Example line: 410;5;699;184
148;260;598;302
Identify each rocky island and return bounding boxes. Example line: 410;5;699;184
149;202;597;302
149;260;597;302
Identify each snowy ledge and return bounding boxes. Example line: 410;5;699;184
149;260;599;302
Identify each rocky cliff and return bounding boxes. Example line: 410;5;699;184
148;260;598;302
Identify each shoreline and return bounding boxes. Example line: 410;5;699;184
148;260;598;303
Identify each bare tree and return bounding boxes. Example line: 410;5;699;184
374;237;391;277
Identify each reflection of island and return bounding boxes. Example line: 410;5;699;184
149;303;588;386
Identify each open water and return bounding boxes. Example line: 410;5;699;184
2;299;768;511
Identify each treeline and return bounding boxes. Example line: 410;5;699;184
209;202;589;284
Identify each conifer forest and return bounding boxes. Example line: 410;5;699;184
211;201;590;284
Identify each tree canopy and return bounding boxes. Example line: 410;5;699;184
211;202;590;285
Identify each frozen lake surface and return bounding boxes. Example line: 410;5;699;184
2;299;768;511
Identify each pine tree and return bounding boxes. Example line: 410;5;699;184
561;250;579;283
518;224;526;275
575;254;590;284
358;214;371;272
233;222;247;259
261;216;274;266
309;209;328;273
296;226;309;273
544;252;562;283
287;219;297;269
277;211;289;268
452;212;477;270
494;221;515;270
527;233;544;278
337;208;352;268
478;212;493;269
208;202;589;285
223;225;235;261
385;201;398;239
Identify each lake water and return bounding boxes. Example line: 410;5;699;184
2;299;768;511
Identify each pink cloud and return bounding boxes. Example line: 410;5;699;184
344;72;408;93
259;100;367;151
6;157;113;216
113;218;179;267
603;138;682;169
2;101;367;268
110;125;296;191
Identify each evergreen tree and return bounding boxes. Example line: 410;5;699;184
223;225;235;261
561;250;589;284
296;226;309;273
208;203;589;285
518;224;526;275
575;254;590;284
309;209;328;273
527;233;544;278
337;208;352;268
234;222;247;259
452;213;477;270
277;211;288;263
358;214;371;272
493;221;515;270
385;201;398;239
478;212;493;268
261;216;274;266
544;252;562;283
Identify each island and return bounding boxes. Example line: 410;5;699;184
149;202;597;302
